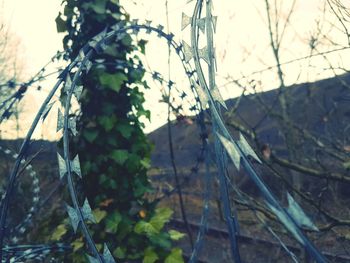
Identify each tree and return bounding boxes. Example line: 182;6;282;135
215;0;350;259
53;0;183;262
0;5;24;139
0;22;21;86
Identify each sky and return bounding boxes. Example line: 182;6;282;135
1;0;350;140
1;0;62;74
1;0;63;139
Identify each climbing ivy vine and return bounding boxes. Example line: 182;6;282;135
53;0;184;262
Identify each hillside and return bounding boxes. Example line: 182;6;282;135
148;73;350;262
0;74;350;262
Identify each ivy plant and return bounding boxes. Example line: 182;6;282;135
52;0;184;262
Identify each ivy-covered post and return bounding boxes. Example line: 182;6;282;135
55;1;184;262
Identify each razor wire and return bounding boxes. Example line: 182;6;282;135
0;0;330;262
0;145;41;244
4;243;71;263
184;0;326;262
0;40;207;263
0;51;64;124
54;20;213;262
0;19;209;263
184;1;241;261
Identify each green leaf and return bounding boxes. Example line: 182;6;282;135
135;207;173;237
83;130;99;143
96;243;103;251
116;123;133;139
168;230;185;240
64;5;74;18
114;247;126;259
98;115;117;131
103;44;119;57
91;2;106;14
106;211;122;233
93;209;107;223
137;109;151;120
116;218;133;240
134;221;158;235
126;154;141;172
55;14;67;33
99;73;127;93
165;248;184;263
72;240;84;252
149;207;173;232
110;150;129;165
133;177;149;197
82;0;107;14
143;247;159;263
121;35;132;46
149;233;172;249
51;224;67;240
139;40;147;55
140;158;151;169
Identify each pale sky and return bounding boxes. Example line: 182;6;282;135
1;0;63;139
1;0;350;139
